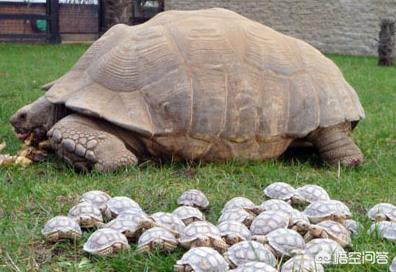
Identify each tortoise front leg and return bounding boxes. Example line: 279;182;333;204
306;123;363;167
48;114;137;172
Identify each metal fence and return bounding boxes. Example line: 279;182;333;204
0;0;163;43
0;0;60;43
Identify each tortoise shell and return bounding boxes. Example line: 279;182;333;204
41;216;82;241
295;185;330;203
369;221;396;242
345;219;360;236
217;220;251;245
367;203;396;221
137;227;178;253
102;218;147;240
45;8;364;162
174;247;229;272
250;210;289;236
266;228;306;257
288;208;311;231
79;190;111;212
117;208;155;228
259;199;294;214
177;189;209;210
304;238;346;266
179;221;222;243
230;261;278;272
105;196;142;218
218;208;255;227
224;241;277;268
390;256;396;272
67;202;103;228
306;220;352;247
303;200;351;223
83;228;130;255
263;182;296;201
151;212;186;235
281;255;325;272
172;206;205;225
222;197;261;214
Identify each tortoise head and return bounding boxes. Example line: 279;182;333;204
10;96;67;145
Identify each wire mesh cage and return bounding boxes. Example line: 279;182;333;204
0;0;163;43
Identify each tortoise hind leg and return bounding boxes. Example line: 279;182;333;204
48;114;137;172
306;123;363;167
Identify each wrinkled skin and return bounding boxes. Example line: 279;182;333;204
10;97;60;146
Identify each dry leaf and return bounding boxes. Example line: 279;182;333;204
15;156;32;167
38;140;52;151
0;154;17;166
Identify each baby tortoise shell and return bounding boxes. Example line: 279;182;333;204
263;182;299;202
390;256;396;272
255;228;306;258
281;254;325;272
172;206;205;225
230;261;278;272
259;199;294;214
304;220;352;248
218;208;255;227
222;197;262;215
151;212;186;236
345;219;360;236
177;189;209;210
304;238;346;266
174;247;229;272
179;221;228;253
41;216;82;241
83;228;130;256
295;185;330;204
217;220;251;245
224;240;277;268
250;210;289;237
79;190;111;214
288;208;311;234
369;221;396;242
105;196;142;218
102;218;150;241
117;208;156;228
367;203;396;222
67;202;103;228
303;200;351;224
137;227;178;253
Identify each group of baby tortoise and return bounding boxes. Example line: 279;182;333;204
41;183;396;271
367;203;396;244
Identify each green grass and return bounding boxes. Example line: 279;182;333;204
0;44;395;272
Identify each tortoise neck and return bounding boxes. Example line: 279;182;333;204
51;104;70;127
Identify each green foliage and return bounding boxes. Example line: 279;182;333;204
0;44;395;271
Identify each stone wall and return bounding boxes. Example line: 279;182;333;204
165;0;396;56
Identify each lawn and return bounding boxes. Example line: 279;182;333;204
0;44;395;272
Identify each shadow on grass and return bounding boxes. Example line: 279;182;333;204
280;145;322;168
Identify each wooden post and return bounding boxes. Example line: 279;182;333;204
47;0;60;43
378;19;395;66
98;0;105;33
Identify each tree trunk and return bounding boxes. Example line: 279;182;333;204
378;19;395;66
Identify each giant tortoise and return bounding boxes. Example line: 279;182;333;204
10;8;365;172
